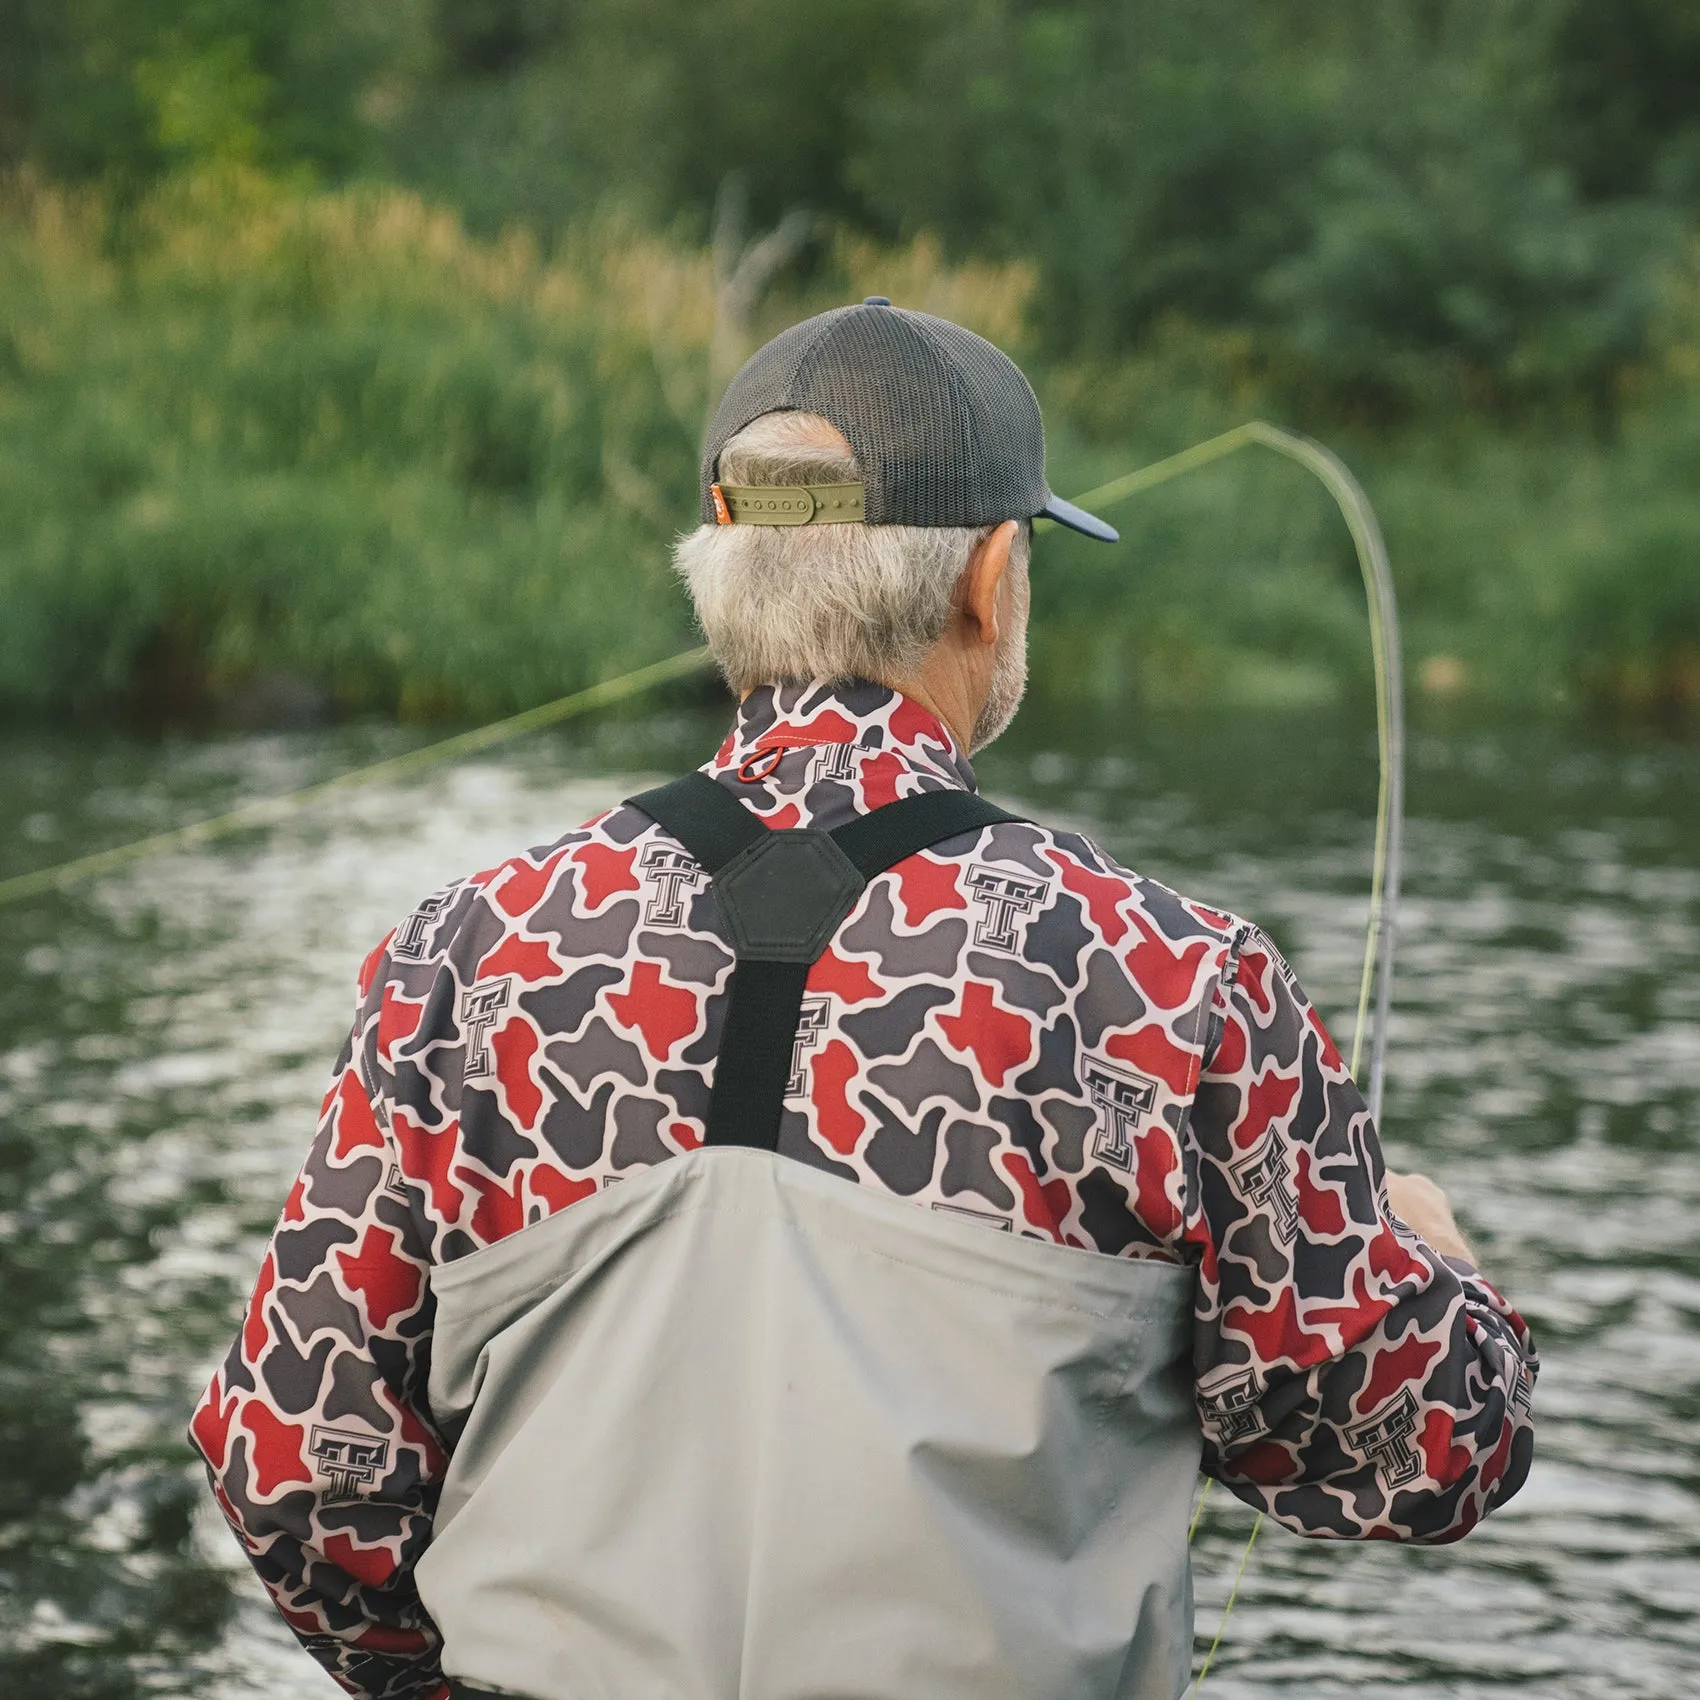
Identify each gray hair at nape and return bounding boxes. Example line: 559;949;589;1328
673;411;1028;695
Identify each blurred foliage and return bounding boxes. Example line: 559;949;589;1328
5;0;1699;415
382;0;1696;419
0;0;393;189
0;173;1049;724
0;172;704;721
2;169;1696;729
1541;0;1700;201
0;0;1697;727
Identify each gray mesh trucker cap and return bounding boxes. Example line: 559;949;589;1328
700;297;1119;542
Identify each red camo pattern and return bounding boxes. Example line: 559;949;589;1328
191;681;1537;1699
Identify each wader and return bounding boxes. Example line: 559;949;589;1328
418;776;1202;1700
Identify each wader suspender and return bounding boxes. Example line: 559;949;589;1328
628;772;1024;1151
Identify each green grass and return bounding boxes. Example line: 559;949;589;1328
0;172;703;722
1;170;1696;729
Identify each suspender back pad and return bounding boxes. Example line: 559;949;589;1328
627;772;1023;1153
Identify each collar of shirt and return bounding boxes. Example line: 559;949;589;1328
706;681;977;820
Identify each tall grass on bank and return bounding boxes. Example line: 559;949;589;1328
0;170;1696;728
1044;297;1700;728
0;171;1057;725
0;171;716;723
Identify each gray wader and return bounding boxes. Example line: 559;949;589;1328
420;775;1202;1700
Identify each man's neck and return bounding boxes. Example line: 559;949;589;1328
877;657;987;756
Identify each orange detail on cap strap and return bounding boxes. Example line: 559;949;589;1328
710;483;732;525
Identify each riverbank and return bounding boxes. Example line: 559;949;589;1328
2;170;1697;730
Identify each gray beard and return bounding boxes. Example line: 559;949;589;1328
968;623;1029;754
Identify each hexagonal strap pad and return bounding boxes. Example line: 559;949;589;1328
712;831;868;964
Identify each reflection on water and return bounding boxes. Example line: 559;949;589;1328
0;705;1695;1698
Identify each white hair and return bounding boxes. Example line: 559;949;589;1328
673;411;1029;697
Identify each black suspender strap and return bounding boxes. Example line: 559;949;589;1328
831;787;1018;879
627;772;1024;1153
626;773;767;873
697;956;813;1151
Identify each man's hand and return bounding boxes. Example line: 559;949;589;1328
1385;1168;1477;1265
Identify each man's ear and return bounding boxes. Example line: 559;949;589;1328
960;521;1019;647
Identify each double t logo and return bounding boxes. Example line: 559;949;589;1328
1082;1060;1158;1170
459;979;512;1081
787;997;831;1097
965;865;1048;953
392;891;452;960
640;841;705;927
309;1426;392;1502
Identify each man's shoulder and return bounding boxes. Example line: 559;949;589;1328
988;815;1248;951
361;800;661;990
356;796;1249;998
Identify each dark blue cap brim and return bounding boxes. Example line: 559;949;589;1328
1039;493;1119;543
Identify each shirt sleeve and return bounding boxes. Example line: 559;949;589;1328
188;941;449;1700
1183;926;1537;1542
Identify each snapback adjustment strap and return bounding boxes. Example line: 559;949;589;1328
709;481;866;525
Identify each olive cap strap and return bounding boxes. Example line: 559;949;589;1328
709;482;866;525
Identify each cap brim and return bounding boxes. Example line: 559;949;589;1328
1038;494;1119;542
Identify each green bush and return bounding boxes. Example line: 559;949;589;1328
1;170;1697;729
1553;396;1700;724
10;1;1700;428
0;173;702;720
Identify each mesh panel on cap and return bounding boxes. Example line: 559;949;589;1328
700;304;1053;529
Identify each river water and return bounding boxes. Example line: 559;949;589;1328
1;700;1695;1699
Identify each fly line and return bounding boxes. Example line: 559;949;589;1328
1062;421;1406;1691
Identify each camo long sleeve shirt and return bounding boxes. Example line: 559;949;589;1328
190;680;1537;1700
